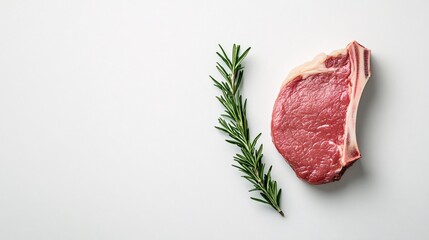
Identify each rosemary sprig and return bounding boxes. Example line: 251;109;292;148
210;44;284;216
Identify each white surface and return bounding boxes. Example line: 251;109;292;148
0;0;428;239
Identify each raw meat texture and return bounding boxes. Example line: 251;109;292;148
271;41;371;184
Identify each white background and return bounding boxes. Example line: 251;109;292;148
1;0;428;239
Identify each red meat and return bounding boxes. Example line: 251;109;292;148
271;41;371;184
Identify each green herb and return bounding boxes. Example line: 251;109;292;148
210;44;284;216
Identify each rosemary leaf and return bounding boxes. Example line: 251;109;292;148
210;44;284;216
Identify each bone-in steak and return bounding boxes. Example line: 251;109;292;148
271;41;371;184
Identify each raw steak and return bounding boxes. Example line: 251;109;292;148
271;41;371;184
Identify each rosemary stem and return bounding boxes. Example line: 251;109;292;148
211;44;284;216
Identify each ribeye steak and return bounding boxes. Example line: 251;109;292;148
271;41;371;184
